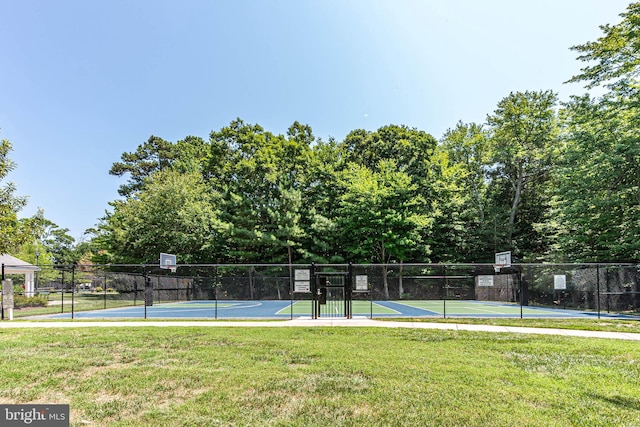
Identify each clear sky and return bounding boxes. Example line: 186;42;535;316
0;0;632;241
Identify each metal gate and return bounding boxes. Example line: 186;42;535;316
311;264;353;319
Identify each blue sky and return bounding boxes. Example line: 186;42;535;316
0;0;632;241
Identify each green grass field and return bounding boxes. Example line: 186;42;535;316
0;327;638;426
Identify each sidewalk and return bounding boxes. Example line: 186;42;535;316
1;318;639;340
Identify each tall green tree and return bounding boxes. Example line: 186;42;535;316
555;2;640;262
0;136;42;254
298;137;346;263
343;124;436;185
337;160;432;298
210;119;312;263
39;219;77;265
567;2;640;93
109;135;175;197
553;95;640;262
435;122;492;261
96;169;226;264
486;90;559;253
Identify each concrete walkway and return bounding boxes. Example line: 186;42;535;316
1;318;639;341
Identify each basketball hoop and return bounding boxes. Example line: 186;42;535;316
160;252;177;273
494;251;511;273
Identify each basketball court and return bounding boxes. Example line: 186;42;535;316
40;298;630;320
25;253;638;321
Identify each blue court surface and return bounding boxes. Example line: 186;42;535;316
40;299;637;320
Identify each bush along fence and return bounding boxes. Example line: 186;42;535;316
1;263;639;320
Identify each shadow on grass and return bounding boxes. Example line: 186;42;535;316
587;393;640;411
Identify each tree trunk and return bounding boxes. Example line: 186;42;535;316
249;267;255;300
471;179;484;224
377;242;390;300
286;245;293;301
382;264;390;300
508;162;525;244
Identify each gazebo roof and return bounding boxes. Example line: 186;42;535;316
0;254;41;274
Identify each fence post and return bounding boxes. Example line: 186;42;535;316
370;265;373;320
214;266;218;320
71;265;75;320
61;270;65;314
103;273;107;310
596;264;601;320
1;263;4;320
518;267;523;319
345;263;351;319
144;267;153;319
442;264;447;319
310;263;316;319
133;271;138;307
144;270;147;320
289;264;294;320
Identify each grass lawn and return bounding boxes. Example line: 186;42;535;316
0;327;638;426
394;317;640;334
12;293;150;318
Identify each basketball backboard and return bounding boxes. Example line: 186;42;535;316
494;251;511;272
160;253;177;272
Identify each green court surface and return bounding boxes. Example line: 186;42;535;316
276;300;400;316
393;300;575;316
44;298;629;320
280;299;608;318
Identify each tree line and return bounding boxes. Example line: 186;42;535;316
3;2;640;267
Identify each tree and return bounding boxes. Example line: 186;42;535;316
556;2;640;262
339;124;438;269
210;119;313;264
434;122;492;261
337;160;432;298
343;124;436;187
39;219;78;265
0;136;40;254
486;90;559;251
298;137;346;263
552;94;640;262
109;135;175;197
567;2;640;93
96;169;226;264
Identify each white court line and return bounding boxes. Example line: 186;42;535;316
155;302;263;310
368;302;402;314
278;301;402;315
392;301;516;315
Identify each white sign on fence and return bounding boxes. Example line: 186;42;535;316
294;281;310;293
294;269;310;281
477;275;494;287
554;275;567;290
294;269;311;293
355;275;368;291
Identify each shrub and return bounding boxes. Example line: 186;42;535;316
95;287;103;293
106;288;116;293
13;295;49;309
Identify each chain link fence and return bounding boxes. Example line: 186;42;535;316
2;263;638;320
